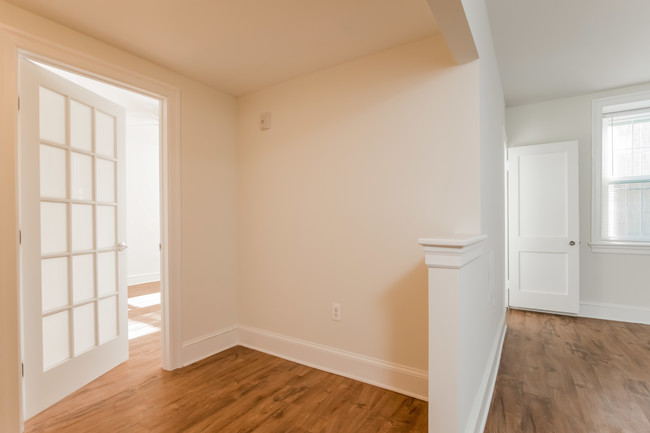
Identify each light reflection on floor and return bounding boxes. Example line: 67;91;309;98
128;290;161;340
129;292;161;308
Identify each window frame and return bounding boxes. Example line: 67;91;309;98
591;91;650;255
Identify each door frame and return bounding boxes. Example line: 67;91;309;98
0;27;183;428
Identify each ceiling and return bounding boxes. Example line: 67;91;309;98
486;0;650;106
36;60;160;120
6;0;439;96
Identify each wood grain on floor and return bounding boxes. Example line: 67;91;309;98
25;340;426;433
485;309;650;433
25;282;427;433
128;281;160;299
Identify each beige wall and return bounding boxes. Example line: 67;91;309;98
179;80;238;340
0;1;506;429
507;84;650;310
237;35;480;370
0;2;238;429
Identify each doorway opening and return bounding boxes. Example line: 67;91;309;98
19;55;164;419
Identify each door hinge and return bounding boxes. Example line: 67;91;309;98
17;96;20;111
507;289;510;308
22;362;24;378
19;229;22;245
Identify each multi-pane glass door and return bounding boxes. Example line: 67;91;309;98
21;58;128;419
39;85;119;368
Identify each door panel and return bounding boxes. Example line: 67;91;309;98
20;58;127;418
508;141;579;314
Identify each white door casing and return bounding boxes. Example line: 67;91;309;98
20;58;128;418
508;141;579;314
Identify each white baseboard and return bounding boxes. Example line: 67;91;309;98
579;301;650;325
238;325;428;401
180;325;239;367
128;272;160;286
467;314;507;433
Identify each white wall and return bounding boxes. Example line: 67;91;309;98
0;2;239;429
459;0;508;430
507;83;650;316
238;34;480;373
126;114;161;285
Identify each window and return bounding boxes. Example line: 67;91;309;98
592;91;650;254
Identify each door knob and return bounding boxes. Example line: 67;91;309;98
569;241;575;246
117;242;128;251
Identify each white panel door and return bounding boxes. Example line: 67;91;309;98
20;58;128;418
508;141;579;314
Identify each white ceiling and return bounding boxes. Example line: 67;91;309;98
7;0;439;96
486;0;650;106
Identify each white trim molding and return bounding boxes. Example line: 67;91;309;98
178;325;428;400
418;234;488;268
0;27;23;433
469;316;507;433
238;326;428;400
580;301;650;325
127;273;161;286
589;242;650;255
180;325;239;367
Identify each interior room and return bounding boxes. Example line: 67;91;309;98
0;1;648;432
35;64;163;342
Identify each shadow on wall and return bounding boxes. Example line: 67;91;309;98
381;262;428;375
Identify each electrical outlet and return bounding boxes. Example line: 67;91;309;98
332;303;341;321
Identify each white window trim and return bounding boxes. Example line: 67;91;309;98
591;90;650;255
589;241;650;254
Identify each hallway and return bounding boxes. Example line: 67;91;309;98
485;310;650;432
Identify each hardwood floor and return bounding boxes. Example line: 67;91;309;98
128;281;161;299
485;309;650;433
25;282;427;433
128;282;161;338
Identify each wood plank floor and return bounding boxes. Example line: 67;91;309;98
128;281;161;299
128;282;161;338
485;309;650;433
25;283;427;433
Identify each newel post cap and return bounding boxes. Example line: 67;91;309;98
418;234;487;269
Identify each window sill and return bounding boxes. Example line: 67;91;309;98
589;242;650;255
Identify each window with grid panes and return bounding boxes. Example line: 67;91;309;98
592;92;650;253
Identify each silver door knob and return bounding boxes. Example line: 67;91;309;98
117;242;128;251
569;241;575;246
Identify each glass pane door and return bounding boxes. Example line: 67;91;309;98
39;89;120;370
21;58;128;419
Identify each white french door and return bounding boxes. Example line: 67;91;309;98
508;141;580;314
20;58;128;418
